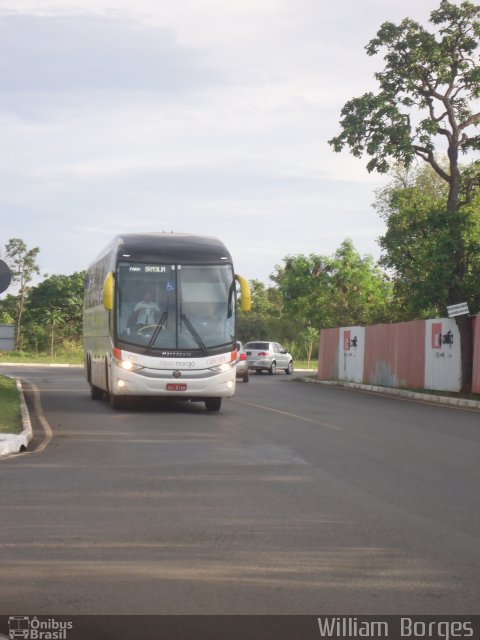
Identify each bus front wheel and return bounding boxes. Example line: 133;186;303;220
110;393;126;410
90;384;103;400
205;397;222;412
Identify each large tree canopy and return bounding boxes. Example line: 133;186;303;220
329;0;480;391
24;272;85;354
375;164;480;319
329;1;480;189
270;239;393;330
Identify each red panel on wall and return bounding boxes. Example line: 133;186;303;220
431;322;442;349
363;320;426;389
318;328;339;380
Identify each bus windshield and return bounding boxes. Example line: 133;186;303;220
116;262;235;352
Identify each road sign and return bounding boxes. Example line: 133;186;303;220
0;259;12;294
447;302;469;318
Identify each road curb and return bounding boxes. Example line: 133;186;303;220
297;376;480;410
0;378;33;456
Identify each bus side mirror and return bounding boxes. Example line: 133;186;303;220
103;272;114;310
235;274;251;312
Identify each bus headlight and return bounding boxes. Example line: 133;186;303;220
113;357;143;372
210;362;234;373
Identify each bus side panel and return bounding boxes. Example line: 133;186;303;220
83;247;116;394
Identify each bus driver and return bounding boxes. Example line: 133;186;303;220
130;290;160;328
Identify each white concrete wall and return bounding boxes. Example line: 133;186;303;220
424;318;461;392
338;326;365;383
0;324;14;351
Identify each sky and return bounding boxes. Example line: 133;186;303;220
0;0;449;289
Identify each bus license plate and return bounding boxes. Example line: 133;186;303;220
166;383;187;391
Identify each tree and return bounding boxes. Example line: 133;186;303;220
328;240;394;327
300;326;320;368
329;0;480;392
271;240;393;331
24;272;85;354
375;163;480;320
270;254;330;329
0;294;16;325
236;279;284;342
4;239;40;349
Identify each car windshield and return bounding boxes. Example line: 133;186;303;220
116;262;235;351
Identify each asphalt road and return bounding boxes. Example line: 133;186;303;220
0;365;479;615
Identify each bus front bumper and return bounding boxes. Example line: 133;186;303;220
109;364;236;398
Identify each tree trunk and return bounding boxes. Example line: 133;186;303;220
50;319;55;357
447;145;473;393
454;313;473;394
449;274;472;393
15;287;25;350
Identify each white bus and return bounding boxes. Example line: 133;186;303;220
83;233;251;411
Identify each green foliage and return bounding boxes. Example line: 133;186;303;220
0;374;21;434
329;0;480;391
0;343;83;364
3;238;41;349
376;163;480;319
0;294;17;325
329;1;480;186
22;272;86;354
0;267;86;355
300;326;320;366
271;240;393;330
237;241;394;361
237;279;286;343
4;238;41;286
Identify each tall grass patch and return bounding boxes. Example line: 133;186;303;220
0;375;22;434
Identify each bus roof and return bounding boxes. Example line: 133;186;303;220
91;233;233;267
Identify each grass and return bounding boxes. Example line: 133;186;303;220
0;374;22;434
398;385;480;402
295;360;318;370
0;347;83;365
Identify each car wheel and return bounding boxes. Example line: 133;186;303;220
243;371;249;383
269;362;276;375
256;369;263;375
285;361;293;375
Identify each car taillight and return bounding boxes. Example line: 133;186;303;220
258;352;268;356
239;353;247;361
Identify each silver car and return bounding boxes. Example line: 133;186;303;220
244;341;294;375
235;341;249;382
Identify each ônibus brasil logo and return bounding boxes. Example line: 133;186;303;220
8;617;73;640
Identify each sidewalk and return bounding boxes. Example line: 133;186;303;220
298;374;480;410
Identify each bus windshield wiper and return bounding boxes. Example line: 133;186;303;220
145;311;168;352
181;314;208;355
